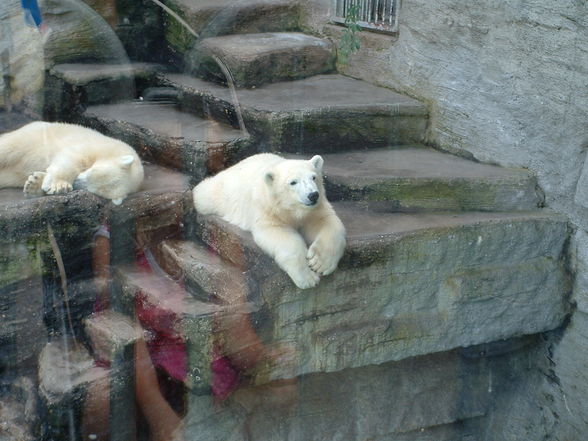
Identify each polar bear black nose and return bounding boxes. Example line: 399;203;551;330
308;191;319;204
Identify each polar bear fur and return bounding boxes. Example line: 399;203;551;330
0;121;144;204
193;153;346;289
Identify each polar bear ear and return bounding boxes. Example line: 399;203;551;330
264;172;274;186
120;155;135;168
309;155;324;171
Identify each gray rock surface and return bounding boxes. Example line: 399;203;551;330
162;73;428;152
314;146;542;211
164;0;300;53
186;33;335;87
176;204;571;381
81;101;252;180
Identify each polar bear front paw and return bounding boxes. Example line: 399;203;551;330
42;176;73;195
288;266;320;289
23;171;47;196
307;239;343;276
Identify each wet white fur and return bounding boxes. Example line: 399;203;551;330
0;122;144;204
193;153;346;289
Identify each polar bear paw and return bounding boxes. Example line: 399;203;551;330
307;240;341;276
23;171;47;196
289;265;320;289
41;175;73;195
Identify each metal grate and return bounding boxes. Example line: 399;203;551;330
332;0;398;34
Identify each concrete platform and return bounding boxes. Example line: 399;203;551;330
306;146;542;211
149;203;571;381
161;73;428;152
186;33;335;87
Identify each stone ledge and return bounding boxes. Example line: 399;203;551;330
182;204;570;379
161;73;428;152
186;32;336;88
80;102;253;180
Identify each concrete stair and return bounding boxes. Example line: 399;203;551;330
160;73;428;152
186;32;336;88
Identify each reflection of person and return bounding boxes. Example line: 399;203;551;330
82;222;184;441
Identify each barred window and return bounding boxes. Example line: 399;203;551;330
332;0;399;33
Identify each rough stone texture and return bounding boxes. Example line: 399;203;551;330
38;339;109;440
0;377;40;441
84;310;140;364
0;1;44;110
80;101;253;180
44;63;163;119
180;339;543;441
164;0;300;54
43;0;129;66
162;73;428;152
311;146;542;212
186;33;335;88
180;203;571;381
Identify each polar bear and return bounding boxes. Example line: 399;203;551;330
193;153;346;289
0;121;144;205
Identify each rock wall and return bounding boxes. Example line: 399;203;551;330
300;0;588;438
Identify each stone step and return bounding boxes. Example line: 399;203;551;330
185;32;336;88
184;202;569;379
45;63;164;119
79;101;253;180
163;0;301;54
113;265;259;395
300;146;542;212
160;73;428;152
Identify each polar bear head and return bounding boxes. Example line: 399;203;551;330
264;155;325;211
74;155;145;205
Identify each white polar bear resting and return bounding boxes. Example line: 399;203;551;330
193;153;346;289
0;121;144;205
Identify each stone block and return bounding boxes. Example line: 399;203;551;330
186;33;335;88
163;0;301;53
317;147;542;212
180;343;545;441
190;204;570;379
161;73;428;152
81;102;253;180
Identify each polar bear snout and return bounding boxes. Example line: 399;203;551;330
307;191;320;205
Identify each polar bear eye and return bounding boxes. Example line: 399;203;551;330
312;176;316;181
290;180;297;186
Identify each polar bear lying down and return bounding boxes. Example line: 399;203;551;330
0;122;144;205
193;153;346;289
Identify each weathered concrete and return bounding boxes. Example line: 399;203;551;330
179;338;543;441
45;63;163;119
164;0;301;54
43;0;129;66
162;73;428;152
305;146;542;211
84;310;140;364
186;33;335;88
172;203;571;381
81;101;253;180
